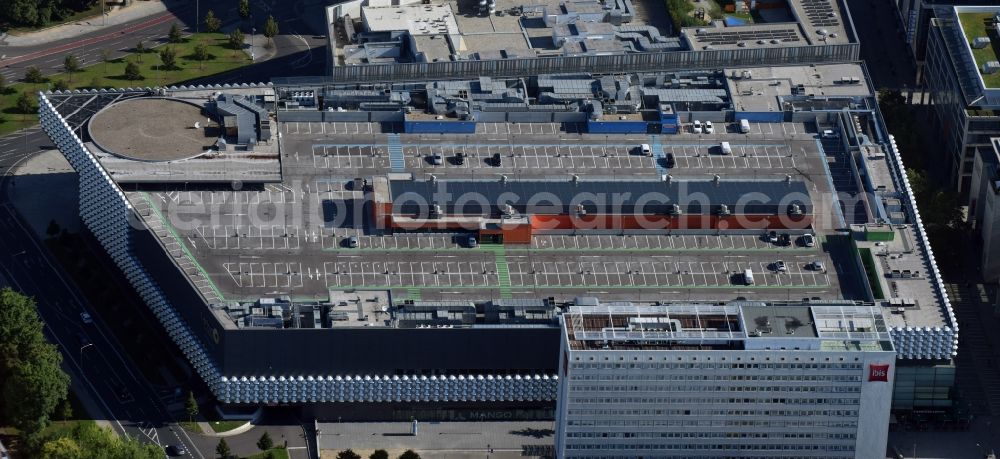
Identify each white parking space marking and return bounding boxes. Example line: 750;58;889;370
528;234;805;251
224;262;304;288
323;259;497;287
664;144;796;169
196;225;303;250
285;121;377;136
399;143;653;170
311;145;389;169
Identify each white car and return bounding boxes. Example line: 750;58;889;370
692;120;703;134
801;233;816;247
773;260;787;272
80;312;93;324
704;121;715;134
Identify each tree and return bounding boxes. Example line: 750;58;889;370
878;88;906;108
63;54;80;74
906;168;963;231
29;421;162;459
185;390;199;421
124;61;143;81
204;10;221;33
40;437;83;459
215;438;231;459
51;80;69;91
370;450;390;459
134;40;145;62
239;0;250;19
159;47;178;70
194;43;210;69
4;0;39;27
169;22;183;43
0;288;45;371
665;0;702;31
99;49;112;77
16;91;35;114
46;219;60;237
229;28;245;51
58;397;73;420
256;431;273;451
398;450;420;459
3;344;70;434
337;450;362;459
24;66;43;83
263;15;278;46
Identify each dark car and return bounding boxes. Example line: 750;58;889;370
455;152;466;165
491;153;502;167
778;233;791;246
166;444;187;456
665;153;676;168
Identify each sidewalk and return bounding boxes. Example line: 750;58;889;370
197;420;255;437
244;33;277;62
318;421;554;458
2;1;169;47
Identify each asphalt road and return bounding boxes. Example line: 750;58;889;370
0;190;204;457
0;0;326;83
1;7;190;83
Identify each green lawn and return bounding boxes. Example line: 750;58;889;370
246;448;290;459
0;32;252;136
181;418;247;434
178;421;203;434
208;419;248;433
958;12;1000;88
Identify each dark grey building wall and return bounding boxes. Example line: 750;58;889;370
131;224;228;364
220;326;560;376
296;43;860;85
133;225;560;377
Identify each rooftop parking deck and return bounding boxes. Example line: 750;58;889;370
124;113;866;310
43;67;954;347
278;120;834;182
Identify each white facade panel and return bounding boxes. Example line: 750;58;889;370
555;346;895;458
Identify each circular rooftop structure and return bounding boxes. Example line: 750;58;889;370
88;97;216;162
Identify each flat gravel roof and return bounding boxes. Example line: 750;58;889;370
88;97;215;162
390;178;812;215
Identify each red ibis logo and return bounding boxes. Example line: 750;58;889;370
868;364;890;382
